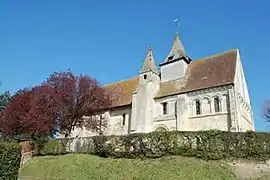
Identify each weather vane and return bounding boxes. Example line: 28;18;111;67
173;18;180;34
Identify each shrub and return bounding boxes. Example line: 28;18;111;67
38;139;65;156
0;141;22;180
38;131;270;161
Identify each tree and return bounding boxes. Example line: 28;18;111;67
263;100;270;124
0;70;113;139
0;91;12;112
0;91;12;138
0;85;58;139
44;70;112;138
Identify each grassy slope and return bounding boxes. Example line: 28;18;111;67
19;154;237;180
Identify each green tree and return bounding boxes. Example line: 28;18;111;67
0;91;12;112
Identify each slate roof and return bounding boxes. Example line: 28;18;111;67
103;49;238;108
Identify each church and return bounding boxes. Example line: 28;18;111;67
71;33;255;138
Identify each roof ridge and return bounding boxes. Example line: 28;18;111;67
193;48;238;63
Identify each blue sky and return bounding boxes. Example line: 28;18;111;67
0;0;269;131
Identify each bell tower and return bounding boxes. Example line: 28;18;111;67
130;46;160;133
159;33;192;82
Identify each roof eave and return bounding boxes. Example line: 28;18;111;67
159;56;191;67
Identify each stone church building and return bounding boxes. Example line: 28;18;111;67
71;33;255;138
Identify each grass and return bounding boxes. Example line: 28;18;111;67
19;154;237;180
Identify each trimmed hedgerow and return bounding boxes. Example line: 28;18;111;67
0;141;22;180
38;139;66;156
38;130;270;161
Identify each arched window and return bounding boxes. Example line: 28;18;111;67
214;97;220;112
195;100;201;115
155;127;167;132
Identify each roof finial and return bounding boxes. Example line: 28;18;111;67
173;18;180;35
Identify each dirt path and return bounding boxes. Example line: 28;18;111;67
228;160;270;180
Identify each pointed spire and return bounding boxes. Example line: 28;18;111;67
140;45;158;74
165;33;187;62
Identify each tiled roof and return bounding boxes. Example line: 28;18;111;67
104;49;238;108
155;49;238;98
103;76;139;108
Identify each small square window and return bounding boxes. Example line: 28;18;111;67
143;74;147;79
162;102;168;115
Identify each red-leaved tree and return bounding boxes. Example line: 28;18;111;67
0;85;58;139
44;70;113;138
0;70;114;139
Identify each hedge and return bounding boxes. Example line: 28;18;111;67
37;130;270;161
0;141;22;180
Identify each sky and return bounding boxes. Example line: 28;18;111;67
0;0;269;131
